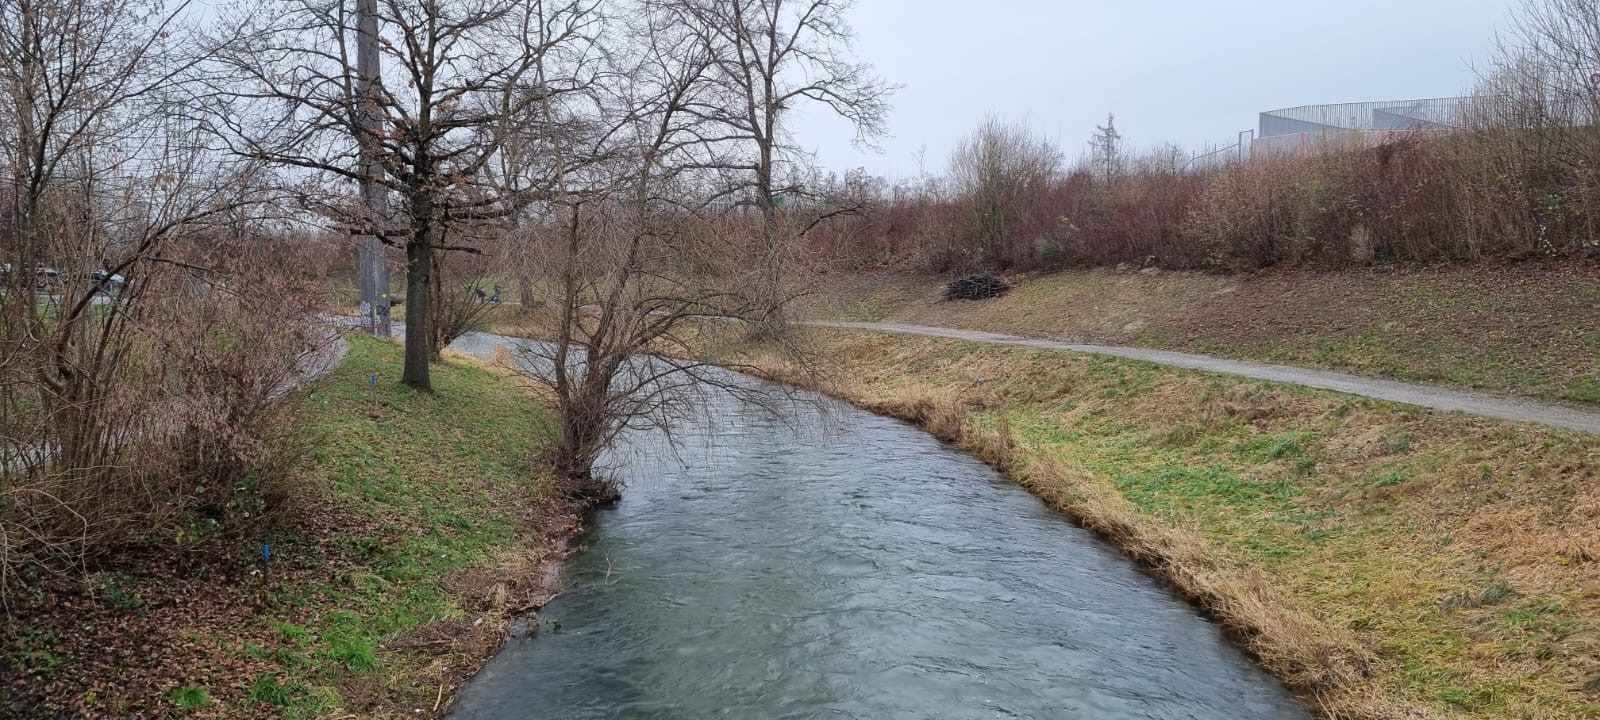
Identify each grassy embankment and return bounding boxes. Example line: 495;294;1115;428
801;263;1600;406
731;327;1600;720
4;335;569;719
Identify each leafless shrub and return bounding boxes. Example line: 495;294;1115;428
501;3;824;494
796;0;1600;275
429;249;500;359
0;0;326;600
947;116;1062;271
657;0;893;339
827;95;1600;273
0;225;324;600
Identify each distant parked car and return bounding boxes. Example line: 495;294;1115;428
34;265;61;291
0;263;70;292
91;269;127;295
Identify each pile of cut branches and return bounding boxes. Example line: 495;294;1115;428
944;274;1011;301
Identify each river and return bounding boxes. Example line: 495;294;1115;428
445;332;1307;719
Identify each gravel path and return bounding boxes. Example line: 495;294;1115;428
813;321;1600;435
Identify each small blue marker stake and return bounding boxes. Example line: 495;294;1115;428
262;543;271;563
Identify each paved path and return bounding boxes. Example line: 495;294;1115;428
813;321;1600;435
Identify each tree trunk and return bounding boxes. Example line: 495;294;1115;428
355;0;390;338
757;233;784;336
518;274;535;312
555;404;598;480
427;250;445;361
752;136;786;340
551;383;622;506
402;199;433;390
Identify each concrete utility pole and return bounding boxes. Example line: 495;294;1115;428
355;0;391;336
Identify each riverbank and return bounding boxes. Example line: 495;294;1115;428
729;327;1600;720
2;335;576;718
801;263;1600;407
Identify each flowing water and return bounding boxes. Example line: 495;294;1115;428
445;333;1307;720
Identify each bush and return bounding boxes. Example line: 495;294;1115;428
0;231;328;600
808;125;1600;274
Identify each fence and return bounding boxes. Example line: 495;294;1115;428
1186;130;1257;170
1181;97;1473;166
1259;97;1468;138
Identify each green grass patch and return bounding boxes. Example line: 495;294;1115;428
1116;465;1299;513
209;335;558;716
1560;377;1600;404
1239;430;1316;462
246;673;294;706
1440;583;1518;613
169;685;211;710
1373;472;1408;489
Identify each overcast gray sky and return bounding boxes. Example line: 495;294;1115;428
795;0;1517;179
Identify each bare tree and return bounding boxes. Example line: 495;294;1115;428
1141;143;1188;176
1468;0;1600;251
207;0;603;390
506;4;812;494
948;116;1061;270
1501;0;1600;123
1;0;257;472
659;0;892;339
1472;1;1600;141
427;228;500;357
1;0;199;265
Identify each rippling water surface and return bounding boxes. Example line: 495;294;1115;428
446;333;1306;720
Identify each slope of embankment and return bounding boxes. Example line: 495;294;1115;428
3;336;574;719
802;263;1600;407
738;327;1600;720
